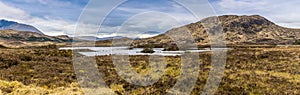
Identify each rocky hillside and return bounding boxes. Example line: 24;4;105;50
132;15;300;47
0;29;72;48
0;19;43;34
0;29;72;42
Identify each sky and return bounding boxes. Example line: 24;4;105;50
0;0;299;38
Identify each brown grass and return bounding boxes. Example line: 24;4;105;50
0;47;299;94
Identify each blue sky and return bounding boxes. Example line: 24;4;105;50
0;0;88;21
0;0;299;38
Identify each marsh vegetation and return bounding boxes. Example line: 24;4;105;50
0;46;299;94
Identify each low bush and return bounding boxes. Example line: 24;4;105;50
20;55;32;61
0;59;20;69
293;39;300;45
0;44;7;48
141;48;155;53
163;45;179;51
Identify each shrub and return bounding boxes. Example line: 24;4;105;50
163;45;179;51
39;44;57;49
0;59;20;69
293;39;300;45
141;48;155;53
20;55;32;61
140;44;155;53
0;44;7;48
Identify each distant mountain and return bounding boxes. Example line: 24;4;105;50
0;19;43;34
75;36;128;41
0;29;73;48
74;36;100;41
132;15;300;47
0;29;72;42
98;36;127;40
145;31;162;35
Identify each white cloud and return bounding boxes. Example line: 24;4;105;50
99;11;191;38
0;1;29;20
115;3;200;24
18;0;72;7
74;0;204;38
0;1;77;36
217;0;267;12
213;0;300;28
0;0;216;38
3;0;299;38
27;18;76;36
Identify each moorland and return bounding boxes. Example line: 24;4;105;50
0;15;299;94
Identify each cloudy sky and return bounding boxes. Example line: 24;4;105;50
0;0;299;38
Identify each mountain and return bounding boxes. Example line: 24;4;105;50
97;36;127;41
0;29;72;48
145;31;162;35
132;15;300;47
0;19;43;34
74;36;100;41
75;36;128;41
0;29;72;42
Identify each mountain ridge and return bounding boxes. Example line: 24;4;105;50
131;15;300;47
0;29;73;48
0;29;72;42
1;15;299;48
75;36;128;41
0;19;43;34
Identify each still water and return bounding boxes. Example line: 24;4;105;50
59;47;227;56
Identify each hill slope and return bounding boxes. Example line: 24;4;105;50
0;19;43;34
0;29;72;42
0;29;72;48
132;15;300;47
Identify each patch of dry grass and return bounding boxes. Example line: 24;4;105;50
0;80;83;95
